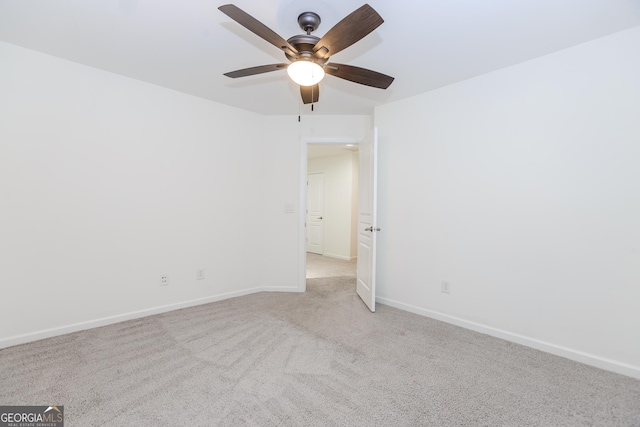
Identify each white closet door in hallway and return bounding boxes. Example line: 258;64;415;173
306;172;325;254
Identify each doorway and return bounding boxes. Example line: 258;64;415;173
304;142;359;282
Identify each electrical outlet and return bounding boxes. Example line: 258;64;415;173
196;269;205;280
441;280;451;294
160;274;169;286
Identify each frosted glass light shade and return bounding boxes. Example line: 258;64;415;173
287;61;325;86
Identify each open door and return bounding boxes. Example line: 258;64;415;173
356;128;378;312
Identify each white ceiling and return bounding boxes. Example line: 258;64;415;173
1;0;639;116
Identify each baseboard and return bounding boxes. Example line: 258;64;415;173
261;286;302;293
376;296;640;380
0;287;264;350
323;253;355;261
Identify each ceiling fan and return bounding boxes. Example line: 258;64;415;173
218;3;394;105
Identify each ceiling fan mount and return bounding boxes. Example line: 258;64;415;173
297;11;321;34
218;3;394;105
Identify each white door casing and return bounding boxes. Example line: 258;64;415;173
306;173;324;254
356;128;378;312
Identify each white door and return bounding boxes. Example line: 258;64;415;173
356;128;378;312
306;173;325;254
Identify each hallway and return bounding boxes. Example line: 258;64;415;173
306;253;356;279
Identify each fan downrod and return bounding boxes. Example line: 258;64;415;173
298;11;321;34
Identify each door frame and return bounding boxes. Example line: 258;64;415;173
298;137;361;292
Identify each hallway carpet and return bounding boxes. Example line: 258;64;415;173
1;277;639;426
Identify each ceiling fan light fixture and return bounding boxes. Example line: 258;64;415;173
287;60;324;86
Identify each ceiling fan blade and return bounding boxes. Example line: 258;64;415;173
313;4;383;57
219;4;298;55
300;84;320;104
224;64;288;78
324;63;394;89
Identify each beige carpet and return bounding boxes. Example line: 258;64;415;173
1;276;639;426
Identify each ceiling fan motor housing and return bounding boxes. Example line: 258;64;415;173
285;34;328;64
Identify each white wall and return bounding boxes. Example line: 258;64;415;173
308;152;358;260
0;42;267;345
374;27;640;378
350;152;359;260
